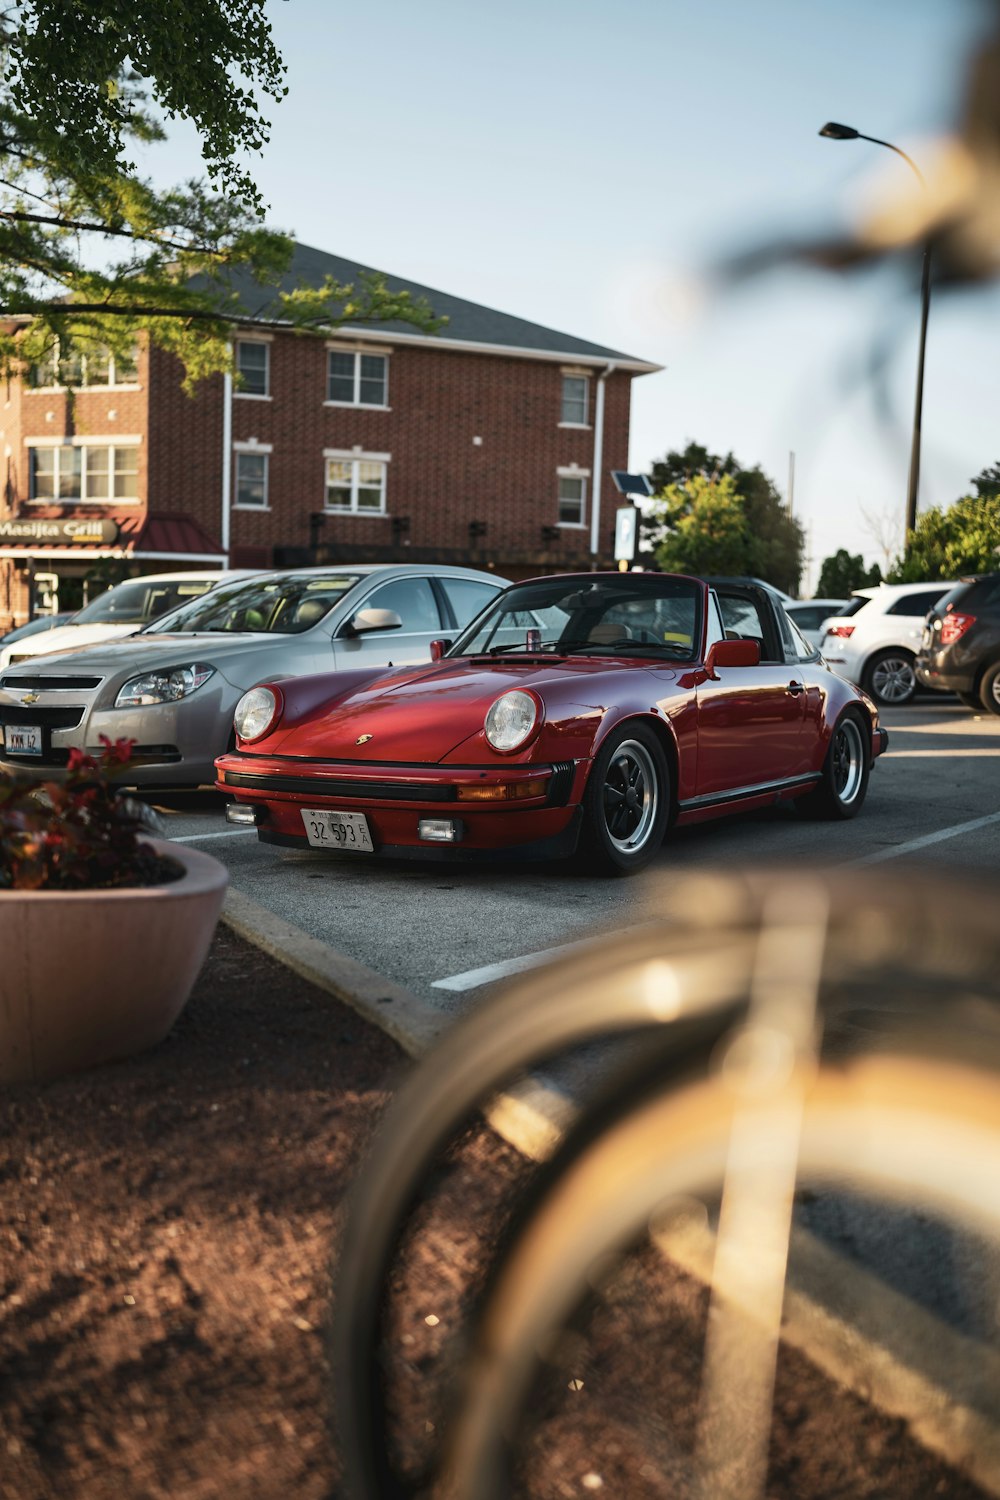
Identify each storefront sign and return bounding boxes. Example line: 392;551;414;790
0;518;120;547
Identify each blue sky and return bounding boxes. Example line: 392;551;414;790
152;0;997;590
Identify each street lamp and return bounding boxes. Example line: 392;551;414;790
819;121;931;550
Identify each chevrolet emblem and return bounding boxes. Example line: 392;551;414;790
21;692;40;705
355;733;373;745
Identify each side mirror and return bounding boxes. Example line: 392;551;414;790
430;638;452;662
344;607;403;637
705;637;760;677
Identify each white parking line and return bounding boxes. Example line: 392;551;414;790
430;810;1000;993
431;929;618;992
848;809;1000;866
170;828;258;843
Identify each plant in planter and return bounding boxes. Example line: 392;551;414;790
0;738;228;1084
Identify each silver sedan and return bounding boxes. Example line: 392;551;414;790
0;564;508;786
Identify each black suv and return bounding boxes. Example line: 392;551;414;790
916;572;1000;715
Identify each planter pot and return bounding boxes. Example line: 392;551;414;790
0;838;228;1085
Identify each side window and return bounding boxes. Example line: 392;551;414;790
780;609;818;662
439;578;499;628
717;594;768;657
360;577;441;633
887;591;946;616
705;592;725;653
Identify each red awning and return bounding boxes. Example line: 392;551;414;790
116;511;225;559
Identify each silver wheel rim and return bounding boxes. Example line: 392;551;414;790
601;740;659;854
832;717;865;804
870;655;914;704
990;674;1000;710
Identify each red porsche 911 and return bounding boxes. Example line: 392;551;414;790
215;573;888;875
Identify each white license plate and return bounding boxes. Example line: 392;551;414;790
301;808;374;852
4;723;42;755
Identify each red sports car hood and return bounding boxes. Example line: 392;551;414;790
264;656;623;762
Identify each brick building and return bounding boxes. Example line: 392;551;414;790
0;243;658;629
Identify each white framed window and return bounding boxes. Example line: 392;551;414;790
28;441;139;502
560;374;589;426
234;449;269;508
558;472;588;527
326;350;388;407
324;450;389;514
235;340;270;398
28;342;139;390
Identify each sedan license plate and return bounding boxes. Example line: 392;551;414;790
301;808;374;852
4;723;42;755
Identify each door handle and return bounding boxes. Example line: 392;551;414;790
785;680;805;696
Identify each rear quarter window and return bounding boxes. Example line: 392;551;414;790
886;590;949;616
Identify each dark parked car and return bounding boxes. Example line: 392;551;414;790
916;572;1000;715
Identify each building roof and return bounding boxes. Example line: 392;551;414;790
194;241;660;372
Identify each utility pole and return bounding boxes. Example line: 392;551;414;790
787;451;795;518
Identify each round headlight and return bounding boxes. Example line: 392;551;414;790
484;690;539;752
115;663;214;708
234;686;281;743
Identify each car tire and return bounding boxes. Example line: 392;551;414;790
956;691;981;710
864;649;917;706
978;662;1000;717
580;723;670;874
797;710;871;821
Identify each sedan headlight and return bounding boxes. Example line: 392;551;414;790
233;686;282;742
484;689;539;752
115;663;215;708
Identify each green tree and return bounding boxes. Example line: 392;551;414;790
0;4;441;389
815;549;881;596
887;492;1000;581
654;472;750;577
645;442;804;591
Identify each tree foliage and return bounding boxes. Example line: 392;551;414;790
646;443;804;593
887;489;1000;582
0;4;442;389
815;549;881;597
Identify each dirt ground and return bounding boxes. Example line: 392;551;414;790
0;925;990;1499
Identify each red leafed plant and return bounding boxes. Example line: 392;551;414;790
0;736;181;891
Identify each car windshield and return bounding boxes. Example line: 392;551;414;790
141;573;362;635
451;575;703;660
72;577;222;625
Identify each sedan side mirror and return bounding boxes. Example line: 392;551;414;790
705;637;761;678
430;638;453;662
343;607;403;637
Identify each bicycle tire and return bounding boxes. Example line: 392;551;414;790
330;865;1000;1499
438;1044;1000;1500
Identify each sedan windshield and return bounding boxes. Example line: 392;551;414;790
142;573;362;635
451;575;703;660
73;577;220;626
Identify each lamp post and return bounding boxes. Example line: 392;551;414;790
819;121;931;551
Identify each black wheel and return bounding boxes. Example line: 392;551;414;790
797;710;870;821
956;691;981;710
580;723;670;873
979;662;1000;717
864;648;916;706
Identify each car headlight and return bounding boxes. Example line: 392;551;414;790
484;689;539;752
233;686;282;742
115;663;215;708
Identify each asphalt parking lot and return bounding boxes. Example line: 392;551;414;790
155;698;1000;1017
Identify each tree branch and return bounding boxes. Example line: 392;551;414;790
0;206;221;255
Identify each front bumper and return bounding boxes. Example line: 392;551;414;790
215;750;586;860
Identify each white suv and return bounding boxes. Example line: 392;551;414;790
819;581;956;706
